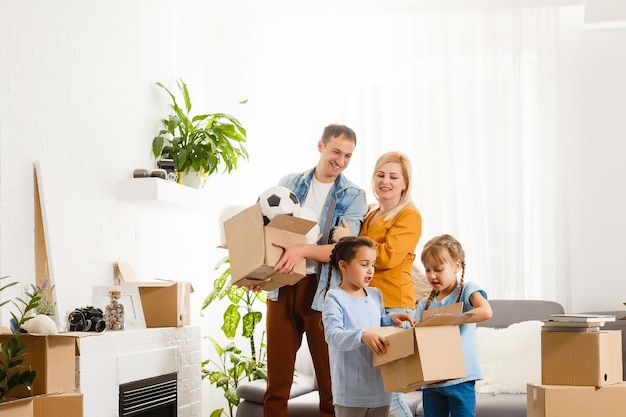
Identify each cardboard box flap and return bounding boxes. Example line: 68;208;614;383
224;204;264;243
115;262;195;292
421;302;462;319
131;279;195;292
372;326;416;366
267;214;317;234
417;312;474;327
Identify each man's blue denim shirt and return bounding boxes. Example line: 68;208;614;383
266;167;367;311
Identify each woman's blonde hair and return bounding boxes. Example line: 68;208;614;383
370;151;415;221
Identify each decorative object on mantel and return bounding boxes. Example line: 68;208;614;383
21;314;58;335
30;278;55;316
151;78;249;189
104;290;125;330
201;256;267;417
67;306;107;332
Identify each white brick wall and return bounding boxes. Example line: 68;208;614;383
77;326;202;417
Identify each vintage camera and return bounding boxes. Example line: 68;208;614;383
68;306;106;333
157;159;178;182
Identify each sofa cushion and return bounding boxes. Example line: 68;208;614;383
475;320;542;394
236;374;317;404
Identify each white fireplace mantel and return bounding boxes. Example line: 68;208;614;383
76;326;202;417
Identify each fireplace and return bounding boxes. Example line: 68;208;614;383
120;372;177;417
77;326;201;417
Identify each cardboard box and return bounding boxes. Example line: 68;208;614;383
223;204;317;291
370;303;471;392
33;392;83;417
0;334;77;396
527;383;626;417
132;281;193;327
0;397;33;417
116;261;194;327
541;330;623;386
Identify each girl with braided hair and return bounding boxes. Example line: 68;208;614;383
415;234;492;417
322;236;414;417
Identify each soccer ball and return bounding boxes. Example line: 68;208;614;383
257;186;301;225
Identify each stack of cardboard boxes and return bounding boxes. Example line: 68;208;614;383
527;314;626;416
0;334;83;417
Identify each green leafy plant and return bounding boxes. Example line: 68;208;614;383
201;257;267;417
0;275;40;403
30;279;55;316
151;79;249;187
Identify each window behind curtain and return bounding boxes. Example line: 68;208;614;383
246;7;564;302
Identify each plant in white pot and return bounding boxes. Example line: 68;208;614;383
151;79;249;188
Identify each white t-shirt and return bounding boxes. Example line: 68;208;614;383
302;175;333;274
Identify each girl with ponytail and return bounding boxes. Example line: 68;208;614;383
415;234;493;417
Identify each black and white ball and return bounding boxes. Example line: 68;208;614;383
257;186;301;225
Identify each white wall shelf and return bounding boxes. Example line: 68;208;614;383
118;178;209;210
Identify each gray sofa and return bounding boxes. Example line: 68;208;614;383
235;300;586;417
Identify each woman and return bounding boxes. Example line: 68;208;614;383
333;150;422;417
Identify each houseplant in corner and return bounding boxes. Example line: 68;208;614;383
151;79;249;189
201;257;267;417
0;275;40;403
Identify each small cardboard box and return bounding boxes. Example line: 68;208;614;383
33;392;83;417
0;334;77;396
131;281;193;327
223;204;317;291
0;397;33;417
527;382;626;417
117;261;194;327
541;329;623;386
370;303;471;392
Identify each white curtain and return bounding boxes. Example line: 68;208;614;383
245;7;563;301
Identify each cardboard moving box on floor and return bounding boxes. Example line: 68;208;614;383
527;382;626;417
370;303;471;392
0;397;32;417
0;334;78;397
33;392;83;417
541;329;623;386
223;204;317;291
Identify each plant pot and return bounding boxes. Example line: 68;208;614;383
179;171;204;189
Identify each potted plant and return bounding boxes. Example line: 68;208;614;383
30;279;55;316
151;79;249;188
201;257;267;417
0;275;40;403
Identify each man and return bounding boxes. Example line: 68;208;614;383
263;124;367;417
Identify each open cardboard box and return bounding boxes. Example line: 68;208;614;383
369;303;472;392
0;333;80;397
223;204;317;291
116;261;194;327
